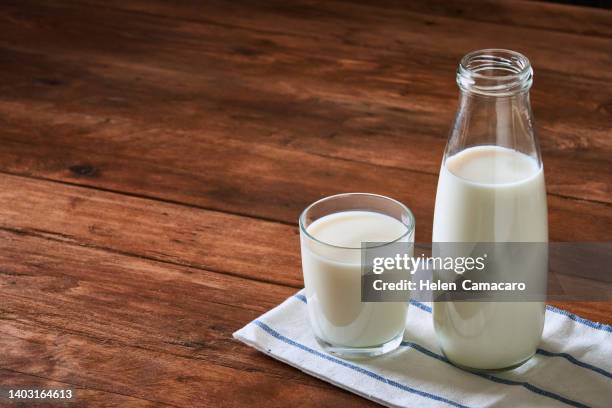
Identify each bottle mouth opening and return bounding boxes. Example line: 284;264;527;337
457;49;533;96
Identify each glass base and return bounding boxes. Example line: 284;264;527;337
442;350;535;373
315;332;404;359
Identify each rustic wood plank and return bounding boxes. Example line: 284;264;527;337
343;0;612;38
0;1;610;206
72;0;612;82
0;68;610;237
0;227;373;407
0;369;163;407
0;172;304;288
0;49;610;206
1;321;367;407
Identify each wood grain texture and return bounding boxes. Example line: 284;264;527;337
0;0;610;407
0;369;159;408
0;228;371;407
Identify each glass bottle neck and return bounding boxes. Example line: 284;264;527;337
453;90;538;162
446;50;541;166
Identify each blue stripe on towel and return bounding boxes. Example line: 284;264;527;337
545;305;612;333
535;349;612;380
399;341;589;408
409;299;432;313
252;319;470;408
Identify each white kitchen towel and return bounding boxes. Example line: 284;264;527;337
234;291;612;407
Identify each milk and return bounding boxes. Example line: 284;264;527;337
301;211;410;347
432;145;547;369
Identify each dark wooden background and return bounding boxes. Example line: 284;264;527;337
0;1;610;406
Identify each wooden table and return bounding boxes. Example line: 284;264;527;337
0;0;610;406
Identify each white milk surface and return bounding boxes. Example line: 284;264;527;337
433;145;548;369
301;211;409;347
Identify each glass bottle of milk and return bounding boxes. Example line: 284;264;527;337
432;49;548;371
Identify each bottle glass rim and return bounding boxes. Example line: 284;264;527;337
457;49;533;96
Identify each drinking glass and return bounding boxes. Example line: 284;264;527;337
299;193;415;358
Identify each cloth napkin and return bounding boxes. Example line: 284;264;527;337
234;291;611;407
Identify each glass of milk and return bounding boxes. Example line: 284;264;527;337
433;49;548;371
299;193;415;358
